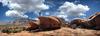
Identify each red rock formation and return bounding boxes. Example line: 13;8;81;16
26;20;39;31
70;19;88;29
70;12;100;30
88;12;100;29
38;16;61;30
70;19;86;25
89;12;100;25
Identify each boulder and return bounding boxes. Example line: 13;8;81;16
26;20;39;31
53;17;70;27
70;19;87;25
88;12;100;30
70;12;100;30
38;16;61;30
89;12;100;25
70;19;89;29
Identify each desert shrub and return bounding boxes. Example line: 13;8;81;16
11;29;22;33
1;27;23;33
1;29;10;33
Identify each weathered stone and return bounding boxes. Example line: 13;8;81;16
70;19;88;29
70;12;100;30
38;16;61;30
26;20;39;31
88;12;100;30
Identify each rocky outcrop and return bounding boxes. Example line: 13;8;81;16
26;16;64;31
70;19;89;29
38;16;61;30
26;12;100;31
70;19;86;25
88;12;100;30
26;20;39;31
70;12;100;30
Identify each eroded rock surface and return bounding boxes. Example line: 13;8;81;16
38;16;61;30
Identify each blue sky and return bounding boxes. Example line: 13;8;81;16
0;0;100;21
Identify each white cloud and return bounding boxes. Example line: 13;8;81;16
57;14;69;21
57;15;67;18
1;0;49;18
0;0;1;2
5;10;28;18
57;1;90;20
59;2;90;16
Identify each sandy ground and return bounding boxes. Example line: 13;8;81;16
0;27;100;36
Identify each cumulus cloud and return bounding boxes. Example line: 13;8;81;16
5;10;28;18
1;0;90;21
1;0;49;18
57;14;69;21
57;1;90;21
